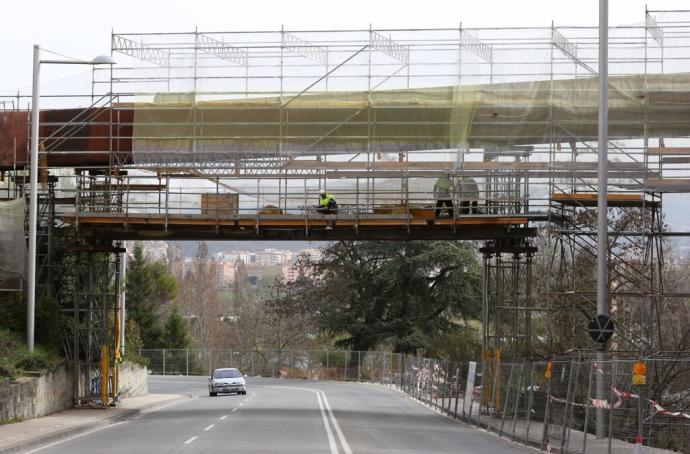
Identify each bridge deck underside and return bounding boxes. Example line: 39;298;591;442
61;213;538;241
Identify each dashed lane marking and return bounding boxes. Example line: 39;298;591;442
219;415;228;420
184;436;198;445
203;424;215;431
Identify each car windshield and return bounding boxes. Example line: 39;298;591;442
214;369;242;379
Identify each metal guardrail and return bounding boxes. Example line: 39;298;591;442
140;349;690;453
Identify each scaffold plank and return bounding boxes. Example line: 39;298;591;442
550;193;659;207
645;178;690;193
433;217;528;226
62;214;528;229
648;147;690;155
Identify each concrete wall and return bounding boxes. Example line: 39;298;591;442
118;361;148;398
0;362;72;423
0;361;148;424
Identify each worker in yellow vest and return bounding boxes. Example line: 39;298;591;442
318;190;338;214
434;174;454;218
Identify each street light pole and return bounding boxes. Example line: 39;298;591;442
596;0;610;439
27;44;41;352
26;45;115;352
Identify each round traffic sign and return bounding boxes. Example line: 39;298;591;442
588;314;614;343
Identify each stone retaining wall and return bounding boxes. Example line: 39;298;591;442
0;360;149;424
118;361;148;398
0;363;72;423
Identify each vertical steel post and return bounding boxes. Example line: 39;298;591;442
453;367;461;419
596;0;610;439
119;241;127;355
499;364;514;436
357;351;361;382
381;351;386;385
607;359;616;453
511;362;524;439
542;372;552;450
441;362;447;412
638;384;644;449
525;362;535;441
582;362;594;452
559;361;575;452
27;44;41;352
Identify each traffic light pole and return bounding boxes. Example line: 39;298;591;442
596;0;610;440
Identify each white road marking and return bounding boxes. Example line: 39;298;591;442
238;402;244;407
315;389;340;454
203;424;215;431
184;436;198;444
320;390;353;454
231;407;239;412
219;415;227;420
22;420;127;454
149;379;207;384
130;398;189;420
23;398;189;453
251;384;341;454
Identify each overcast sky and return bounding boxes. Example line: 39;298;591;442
1;0;688;95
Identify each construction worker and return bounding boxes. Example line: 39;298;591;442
434;173;454;218
318;190;338;215
458;176;479;214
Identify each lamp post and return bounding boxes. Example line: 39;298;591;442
595;0;610;439
27;44;115;352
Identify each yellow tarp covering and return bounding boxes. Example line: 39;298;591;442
132;73;690;163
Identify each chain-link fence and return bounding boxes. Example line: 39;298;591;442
140;349;690;453
140;349;400;384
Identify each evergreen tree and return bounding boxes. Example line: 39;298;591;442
126;242;162;348
308;241;481;353
163;304;190;349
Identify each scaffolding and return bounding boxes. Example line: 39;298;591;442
1;7;690;386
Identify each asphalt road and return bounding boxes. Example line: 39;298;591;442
27;375;534;454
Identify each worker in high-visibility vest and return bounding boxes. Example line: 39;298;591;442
434;173;454;218
318;190;338;214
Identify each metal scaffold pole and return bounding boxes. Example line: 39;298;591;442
596;0;610;440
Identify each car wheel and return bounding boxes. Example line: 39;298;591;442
210;392;217;397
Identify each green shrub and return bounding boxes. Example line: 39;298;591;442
0;328;59;378
14;349;57;372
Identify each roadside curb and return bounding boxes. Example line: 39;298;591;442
0;395;187;454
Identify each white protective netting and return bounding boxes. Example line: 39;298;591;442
0;199;26;289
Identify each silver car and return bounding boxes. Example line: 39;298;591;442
208;368;247;396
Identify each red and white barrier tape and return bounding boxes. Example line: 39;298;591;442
613;387;690;420
548;386;690;419
549;394;622;410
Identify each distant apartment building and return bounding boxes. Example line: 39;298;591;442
140;241;169;262
255;249;293;266
215;260;238;287
213;248;295;267
213;250;253;265
299;248;322;263
282;264;300;282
